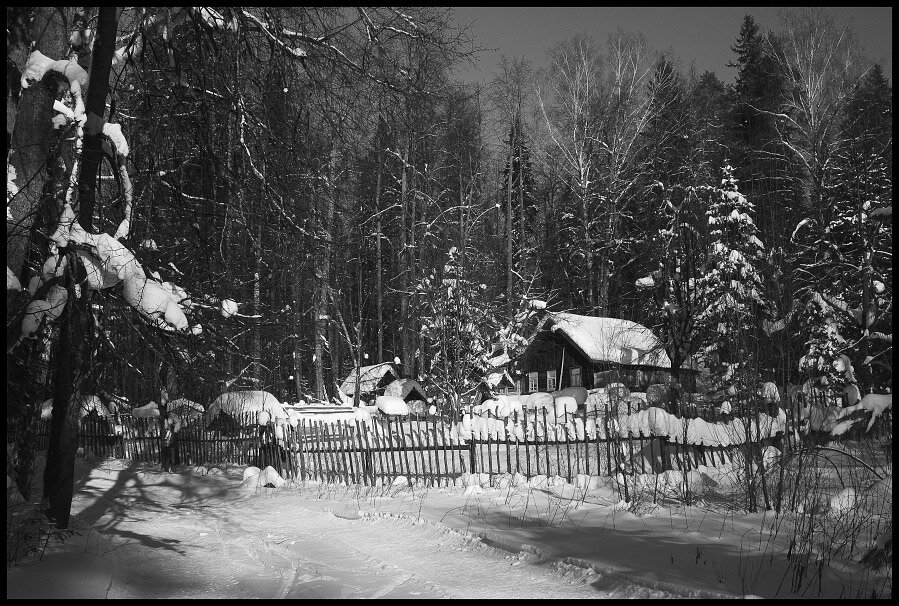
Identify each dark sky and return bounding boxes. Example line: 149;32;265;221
451;6;892;85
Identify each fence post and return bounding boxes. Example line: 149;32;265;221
468;430;477;477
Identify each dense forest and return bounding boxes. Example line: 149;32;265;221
6;7;892;524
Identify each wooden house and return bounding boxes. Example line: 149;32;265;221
514;311;696;393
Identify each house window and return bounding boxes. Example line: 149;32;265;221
528;372;538;392
546;370;557;391
570;367;581;387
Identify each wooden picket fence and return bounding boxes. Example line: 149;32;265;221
15;406;780;488
12;389;890;489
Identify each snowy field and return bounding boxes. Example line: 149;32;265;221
7;446;891;599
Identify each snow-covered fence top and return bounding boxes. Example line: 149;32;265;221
452;405;786;447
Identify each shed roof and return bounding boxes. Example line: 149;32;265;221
339;362;399;397
484;370;515;389
383;378;427;402
543;312;672;368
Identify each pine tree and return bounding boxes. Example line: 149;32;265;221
811;65;893;393
697;165;768;399
798;293;849;390
414;246;500;411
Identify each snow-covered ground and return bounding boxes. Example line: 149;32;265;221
7;451;891;599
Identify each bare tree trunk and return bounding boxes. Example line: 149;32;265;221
45;6;118;529
399;133;413;377
6;8;71;282
374;149;385;363
583;181;595;313
518;133;527;292
313;145;338;400
290;274;304;400
253;222;262;378
506;123;516;319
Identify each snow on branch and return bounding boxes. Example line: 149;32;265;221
7;266;21;291
21;51;88;121
102;122;134;239
239;10;308;59
869;207;892;221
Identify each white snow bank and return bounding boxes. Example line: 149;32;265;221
552;386;588;406
523;392;553;410
240;465;286;489
132;401;160;418
376;395;409;416
285;404;372;427
451;405;785;446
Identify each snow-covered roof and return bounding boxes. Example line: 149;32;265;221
486;351;510;370
484;371;515;389
205;390;287;420
339;362;399;397
383;378;427;402
544;312;671;368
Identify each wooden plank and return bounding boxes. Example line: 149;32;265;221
523;410;532;478
329;422;349;485
542;407;551;478
338;421;353;485
370;419;386;486
320;420;336;483
407;418;420;485
296;420;307;481
342;420;358;485
383;416;397;481
487;412;498;479
448;416;458;484
604;403;612;476
305;420;319;481
582;406;590;477
398;418;413;485
353;418;369;486
563;406;572;483
429;415;440;487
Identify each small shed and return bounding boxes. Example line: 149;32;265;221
205;390;288;423
383;378;428;403
338;362;400;400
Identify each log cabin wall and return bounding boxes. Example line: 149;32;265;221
516;331;697;393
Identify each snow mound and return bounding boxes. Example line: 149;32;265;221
524;392;553;410
552;386;588;406
829;487;858;514
554;396;578;416
241;465;286;489
132;401;160;418
376;395;409;416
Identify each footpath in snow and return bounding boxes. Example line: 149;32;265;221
7;454;891;599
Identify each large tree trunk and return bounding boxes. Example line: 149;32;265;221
7;8;72;282
313;144;337;400
45;6;118;529
398;133;414;377
374;148;385;363
505;123;516;320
